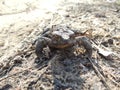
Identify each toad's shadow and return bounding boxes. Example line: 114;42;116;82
28;53;91;90
51;55;86;90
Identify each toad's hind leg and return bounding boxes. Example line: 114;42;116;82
35;37;51;59
76;37;92;57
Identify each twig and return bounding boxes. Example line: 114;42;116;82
98;64;120;87
0;68;32;82
87;57;111;90
108;75;120;87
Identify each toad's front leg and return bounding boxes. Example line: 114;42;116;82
35;37;51;59
76;36;92;57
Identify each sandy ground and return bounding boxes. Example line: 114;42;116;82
0;0;120;90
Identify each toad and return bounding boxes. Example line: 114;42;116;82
35;25;92;59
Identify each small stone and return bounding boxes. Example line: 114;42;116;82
65;15;70;17
108;39;113;44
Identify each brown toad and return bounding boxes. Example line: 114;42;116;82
35;25;92;58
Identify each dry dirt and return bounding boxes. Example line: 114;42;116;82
0;0;120;90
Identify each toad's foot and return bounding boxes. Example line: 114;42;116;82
35;37;51;59
76;36;92;58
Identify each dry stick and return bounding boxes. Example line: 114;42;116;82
0;67;32;82
108;75;120;87
87;57;111;90
98;64;120;87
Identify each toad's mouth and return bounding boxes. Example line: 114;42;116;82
51;44;72;49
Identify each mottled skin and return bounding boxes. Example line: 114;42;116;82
35;25;92;58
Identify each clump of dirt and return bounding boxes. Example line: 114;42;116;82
0;0;120;90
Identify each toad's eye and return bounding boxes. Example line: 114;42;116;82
53;35;60;39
